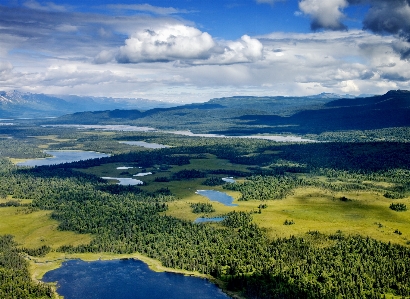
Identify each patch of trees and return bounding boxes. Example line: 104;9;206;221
190;203;215;214
0;235;53;298
202;176;224;186
384;191;406;199
0;200;22;207
19;245;51;257
389;203;407;212
221;211;253;228
224;175;305;201
172;169;206;180
283;219;295;225
154;176;170;182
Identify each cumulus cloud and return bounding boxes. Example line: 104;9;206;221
298;0;410;58
299;0;348;31
114;25;263;65
195;35;263;65
359;0;410;35
116;25;215;63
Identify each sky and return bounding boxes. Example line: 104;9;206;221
1;0;410;103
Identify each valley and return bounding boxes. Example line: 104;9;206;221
0;91;410;298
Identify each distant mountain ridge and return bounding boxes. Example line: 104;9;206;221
46;90;410;135
0;91;177;118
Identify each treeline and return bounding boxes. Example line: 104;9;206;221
0;235;53;299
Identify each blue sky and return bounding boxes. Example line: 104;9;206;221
0;0;410;102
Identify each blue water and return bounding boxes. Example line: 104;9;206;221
42;259;230;299
119;141;170;149
101;177;144;186
222;177;236;183
196;190;238;207
17;150;110;167
194;217;225;223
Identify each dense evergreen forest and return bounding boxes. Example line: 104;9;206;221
0;235;53;299
1;128;410;298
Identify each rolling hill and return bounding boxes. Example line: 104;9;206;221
46;90;410;136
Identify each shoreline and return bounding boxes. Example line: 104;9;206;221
29;251;245;299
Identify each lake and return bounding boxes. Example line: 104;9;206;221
17;150;110;167
46;124;315;142
41;259;230;299
196;190;238;207
133;172;152;177
101;177;144;185
119;141;170;149
194;217;225;223
222;177;236;183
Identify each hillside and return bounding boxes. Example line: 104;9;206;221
47;90;410;136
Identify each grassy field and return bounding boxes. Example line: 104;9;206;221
251;187;410;245
0;205;91;250
163;185;410;247
76;153;410;247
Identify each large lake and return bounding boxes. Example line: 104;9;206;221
196;190;238;207
45;124;315;142
42;259;230;299
17;150;110;167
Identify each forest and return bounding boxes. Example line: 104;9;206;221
0;119;410;298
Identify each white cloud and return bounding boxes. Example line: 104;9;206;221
0;61;13;73
299;0;348;30
114;25;263;65
116;25;215;63
23;0;67;12
191;35;264;65
94;50;116;64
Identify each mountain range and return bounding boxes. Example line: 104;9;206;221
44;90;410;135
0;91;176;118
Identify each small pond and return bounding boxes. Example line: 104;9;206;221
196;190;238;207
41;259;230;299
101;177;143;185
133;172;152;177
119;141;170;149
194;217;225;223
17;150;110;167
222;177;236;183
